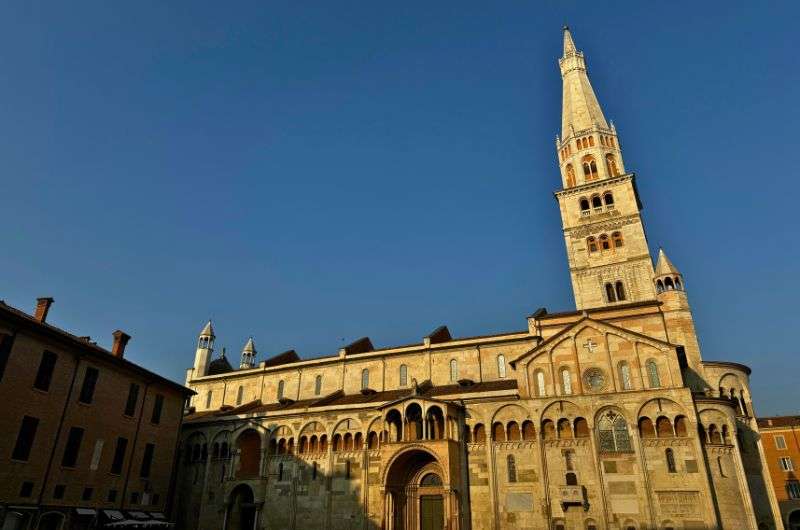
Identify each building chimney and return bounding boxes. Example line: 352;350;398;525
34;297;54;323
111;330;131;358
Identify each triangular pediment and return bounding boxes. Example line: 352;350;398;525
509;316;675;367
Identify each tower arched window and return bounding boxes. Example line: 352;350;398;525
612;232;624;248
580;198;590;212
497;355;506;378
656;279;665;293
536;370;546;397
587;237;598;253
599;234;610;250
588;136;595;147
583;156;598;180
277;380;285;400
606;154;619;176
603;192;614;207
561;368;573;395
618;361;632;390
605;283;617;302
450;359;458;382
591;195;603;210
674;277;683;290
361;368;369;390
615;281;626;301
566;164;576;187
646;360;660;388
399;364;408;387
314;375;322;396
664;277;674;290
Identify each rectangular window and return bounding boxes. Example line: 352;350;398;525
0;333;15;383
140;443;155;478
78;367;99;404
788;481;800;500
151;394;164;424
205;391;212;408
33;350;58;391
124;383;139;416
82;487;93;501
12;415;39;461
130;492;140;504
19;481;34;498
775;435;787;450
54;485;66;500
780;457;794;471
107;489;117;502
62;427;85;467
110;437;128;474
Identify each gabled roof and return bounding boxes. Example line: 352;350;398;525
342;337;374;355
510;315;675;367
264;349;300;368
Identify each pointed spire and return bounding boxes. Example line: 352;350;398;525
242;337;256;355
654;248;681;276
200;320;214;338
559;26;609;138
562;25;577;56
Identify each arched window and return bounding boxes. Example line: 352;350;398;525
492;422;506;442
674;277;683;290
536;371;546;397
583;156;598;180
605;283;617;302
619;361;632;390
542;419;556;440
566;165;576;187
615;281;626;301
314;375;322;396
612;231;623;248
497;355;506;378
591;195;603;209
587;237;598;253
600;234;610;250
638;417;656;438
522;421;536;440
236;385;244;406
656;416;674;437
575;417;590;437
666;449;677;473
566;472;578;485
277;380;285;400
561;368;572;395
646;360;660;388
399;364;408;387
420;473;442;487
606;154;619;176
656;279;665;293
588;136;595;147
507;455;517;483
558;418;573;439
598;411;632;452
449;359;458;382
675;416;688;437
580;198;590;212
603;192;614;206
361;368;369;390
664;277;675;290
473;423;486;442
507;421;521;441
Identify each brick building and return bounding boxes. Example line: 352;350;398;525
173;28;784;530
0;297;193;530
757;416;800;529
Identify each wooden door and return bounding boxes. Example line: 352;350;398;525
419;495;444;530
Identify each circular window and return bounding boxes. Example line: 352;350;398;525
583;368;607;392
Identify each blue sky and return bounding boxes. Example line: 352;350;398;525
1;2;798;415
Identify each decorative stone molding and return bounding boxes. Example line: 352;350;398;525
543;438;590;448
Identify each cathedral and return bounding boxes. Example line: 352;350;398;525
175;28;781;530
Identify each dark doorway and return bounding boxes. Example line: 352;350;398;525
420;495;444;530
228;484;256;530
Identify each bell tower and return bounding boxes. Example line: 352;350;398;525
554;27;656;310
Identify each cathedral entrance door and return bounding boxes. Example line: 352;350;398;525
419;495;444;530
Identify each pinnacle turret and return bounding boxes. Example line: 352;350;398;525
240;337;257;369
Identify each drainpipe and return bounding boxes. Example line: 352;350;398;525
122;382;151;510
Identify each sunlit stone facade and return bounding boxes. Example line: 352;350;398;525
175;28;782;530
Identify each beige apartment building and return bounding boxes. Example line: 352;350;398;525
175;28;782;530
0;297;192;530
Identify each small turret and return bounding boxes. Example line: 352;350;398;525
240;337;257;369
654;248;685;294
191;320;215;379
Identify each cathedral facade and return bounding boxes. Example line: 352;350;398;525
175;29;781;530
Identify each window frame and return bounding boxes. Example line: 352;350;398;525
33;350;58;392
78;366;100;405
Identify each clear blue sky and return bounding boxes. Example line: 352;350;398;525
1;2;798;415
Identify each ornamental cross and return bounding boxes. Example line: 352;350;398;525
583;339;597;353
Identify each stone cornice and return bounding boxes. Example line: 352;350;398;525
554;174;634;199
